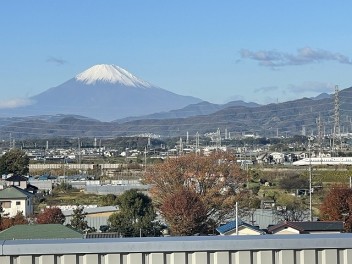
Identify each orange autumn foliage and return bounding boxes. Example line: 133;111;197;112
144;151;246;235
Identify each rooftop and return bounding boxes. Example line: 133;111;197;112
0;224;83;240
268;221;344;233
216;220;264;234
0;186;33;199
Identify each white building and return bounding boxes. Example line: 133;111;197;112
0;186;34;217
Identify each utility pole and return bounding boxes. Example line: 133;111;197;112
179;137;183;154
235;202;239;236
195;132;200;153
9;133;12;149
317;114;323;156
308;137;313;221
144;147;147;172
63;157;66;183
77;138;81;170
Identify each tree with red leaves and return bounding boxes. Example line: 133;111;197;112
160;187;208;236
144;151;247;235
320;184;352;232
0;212;28;231
36;207;65;224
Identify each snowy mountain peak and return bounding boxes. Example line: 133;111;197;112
75;64;152;87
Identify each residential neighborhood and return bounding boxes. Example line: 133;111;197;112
0;133;351;240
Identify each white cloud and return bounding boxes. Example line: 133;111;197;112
287;82;334;94
0;98;34;109
225;94;245;102
240;47;352;68
254;86;279;93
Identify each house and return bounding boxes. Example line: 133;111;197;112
3;174;38;194
216;220;265;236
0;186;34;217
267;221;344;235
269;152;285;164
256;153;269;164
0;224;83;240
4;174;28;189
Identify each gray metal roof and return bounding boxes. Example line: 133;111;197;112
268;221;344;233
0;186;33;199
2;234;352;255
62;206;117;216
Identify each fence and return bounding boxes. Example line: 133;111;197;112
1;234;352;264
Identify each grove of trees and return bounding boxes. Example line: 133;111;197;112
144;151;247;235
0;149;29;175
108;189;161;237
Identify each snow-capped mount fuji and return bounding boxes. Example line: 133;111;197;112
6;64;202;121
75;64;152;87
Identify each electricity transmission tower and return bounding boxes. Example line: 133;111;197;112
332;85;341;154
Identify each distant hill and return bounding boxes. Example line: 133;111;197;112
311;93;331;100
1;85;351;139
1;64;202;121
116;100;260;123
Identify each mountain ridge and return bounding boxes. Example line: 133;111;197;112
1;64;202;121
2;86;351;139
115;100;261;123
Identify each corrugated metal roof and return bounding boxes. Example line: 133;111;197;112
268;221;344;233
0;224;83;240
0;186;33;199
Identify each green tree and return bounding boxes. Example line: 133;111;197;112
108;189;160;237
0;149;30;175
275;194;308;221
100;194;118;206
279;173;309;191
70;206;89;232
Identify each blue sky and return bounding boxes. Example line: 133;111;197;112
1;1;352;107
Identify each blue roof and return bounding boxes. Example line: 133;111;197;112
216;220;264;234
38;175;56;180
